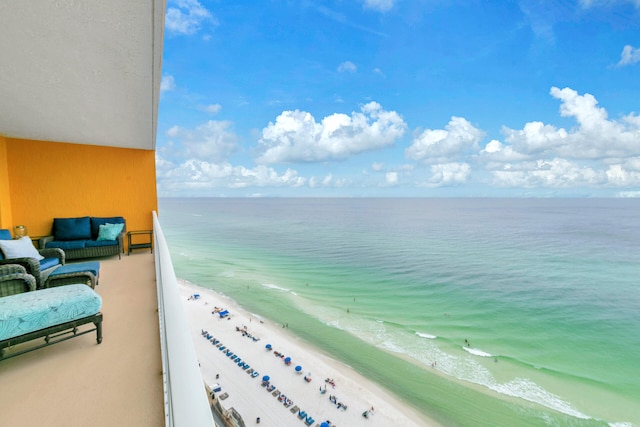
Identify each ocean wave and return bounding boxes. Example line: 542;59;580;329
415;331;437;339
463;346;492;357
335;319;591;422
490;378;590;420
261;283;290;292
325;319;345;331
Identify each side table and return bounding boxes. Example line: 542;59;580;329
127;230;153;255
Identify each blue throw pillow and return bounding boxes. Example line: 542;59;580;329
97;223;124;241
91;217;125;239
53;217;92;241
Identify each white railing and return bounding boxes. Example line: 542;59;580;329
153;211;216;426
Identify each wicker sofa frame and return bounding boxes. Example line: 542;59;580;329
49;243;123;261
0;264;37;297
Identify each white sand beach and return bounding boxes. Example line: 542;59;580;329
179;280;439;427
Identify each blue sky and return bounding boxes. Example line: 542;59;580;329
156;0;640;197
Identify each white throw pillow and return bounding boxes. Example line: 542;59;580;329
0;236;44;261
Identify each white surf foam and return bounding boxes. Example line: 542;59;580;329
463;346;492;357
415;332;437;339
261;283;290;292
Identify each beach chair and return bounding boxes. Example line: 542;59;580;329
305;416;314;425
298;410;306;419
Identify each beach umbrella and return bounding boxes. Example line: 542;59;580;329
262;375;270;382
284;357;291;364
295;365;302;372
265;344;272;350
320;423;330;427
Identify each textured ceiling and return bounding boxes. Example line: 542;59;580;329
0;0;165;150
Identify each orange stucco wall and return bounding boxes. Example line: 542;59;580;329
4;138;157;244
0;135;13;228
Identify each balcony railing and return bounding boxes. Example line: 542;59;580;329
153;211;216;426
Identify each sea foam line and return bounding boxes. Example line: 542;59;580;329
415;331;437;339
261;283;290;292
463;346;492;357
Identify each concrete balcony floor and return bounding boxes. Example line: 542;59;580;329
0;253;164;426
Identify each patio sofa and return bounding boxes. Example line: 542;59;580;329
42;216;126;260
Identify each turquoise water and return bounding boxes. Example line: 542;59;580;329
159;198;640;426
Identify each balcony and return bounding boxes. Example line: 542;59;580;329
0;215;214;426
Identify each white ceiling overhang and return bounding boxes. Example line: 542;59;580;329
0;0;166;150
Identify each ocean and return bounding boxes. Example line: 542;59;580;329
158;198;639;427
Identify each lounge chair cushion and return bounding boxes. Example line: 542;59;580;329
0;284;102;341
49;262;100;278
39;257;61;271
53;217;92;241
0;236;44;261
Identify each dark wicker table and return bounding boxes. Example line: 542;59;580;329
127;230;153;255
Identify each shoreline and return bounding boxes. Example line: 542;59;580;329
179;279;440;426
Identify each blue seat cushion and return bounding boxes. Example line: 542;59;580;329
45;240;87;250
85;239;118;248
90;217;125;240
53;217;91;241
39;257;61;270
0;229;9;259
0;284;102;341
49;261;100;278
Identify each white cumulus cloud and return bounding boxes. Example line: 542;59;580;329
429;163;471;186
606;164;640;186
502;87;640;160
196;104;222;115
363;0;395;12
165;120;238;162
338;61;357;73
618;45;640;66
406;117;484;163
257;102;407;164
490;158;603;188
161;75;176;92
166;0;214;35
385;172;399;185
156;158;306;192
